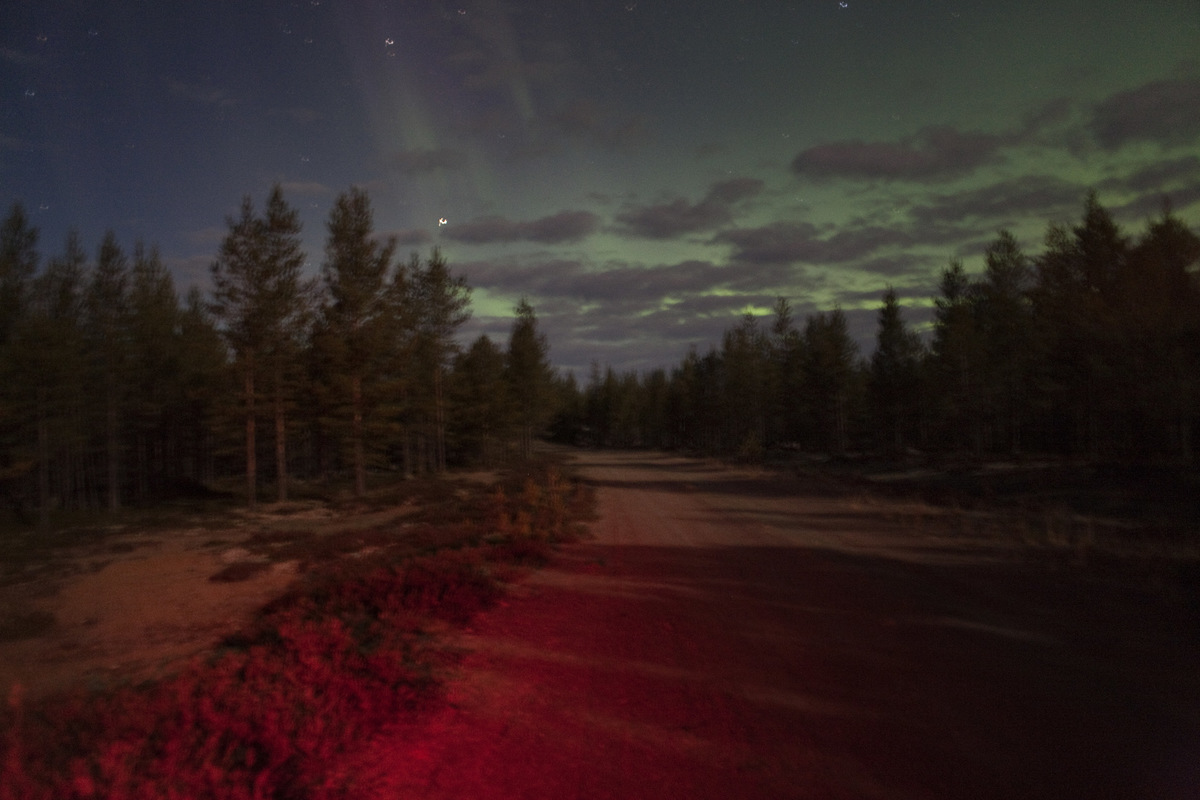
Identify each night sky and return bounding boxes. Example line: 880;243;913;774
3;0;1199;375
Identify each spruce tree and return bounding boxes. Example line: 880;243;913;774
506;298;555;459
210;184;307;507
318;187;397;495
869;288;922;455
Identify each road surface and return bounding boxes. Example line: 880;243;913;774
347;450;1200;799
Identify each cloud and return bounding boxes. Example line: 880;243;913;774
616;198;733;239
909;175;1083;227
715;221;911;265
1112;185;1200;222
444;210;599;244
389;147;468;176
704;178;764;205
615;177;764;239
463;257;729;303
790;125;1007;182
1090;78;1200;149
1098;156;1200;194
855;253;934;277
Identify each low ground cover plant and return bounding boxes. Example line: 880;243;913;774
1;463;590;800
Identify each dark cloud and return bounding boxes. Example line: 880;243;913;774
790;125;1007;182
856;253;933;277
704;178;764;205
389;148;468;176
445;211;599;245
615;198;733;239
1090;78;1200;149
1112;185;1200;222
615;177;764;239
1099;156;1200;194
464;257;731;303
714;222;911;265
909;175;1083;227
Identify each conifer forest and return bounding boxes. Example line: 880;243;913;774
2;188;1198;524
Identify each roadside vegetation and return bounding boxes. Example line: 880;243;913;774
1;458;591;799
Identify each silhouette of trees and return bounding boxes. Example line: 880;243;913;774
869;288;922;455
0;188;1196;525
210;185;308;507
506;299;556;459
0;187;533;525
554;193;1199;466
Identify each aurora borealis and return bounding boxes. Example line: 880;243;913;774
3;0;1198;373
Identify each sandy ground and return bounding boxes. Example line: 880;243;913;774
337;450;1200;799
0;529;299;699
0;498;433;700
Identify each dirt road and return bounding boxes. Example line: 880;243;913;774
352;450;1200;799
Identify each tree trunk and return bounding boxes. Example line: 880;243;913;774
37;390;50;528
434;366;446;473
352;373;365;495
105;381;120;511
274;363;287;503
245;352;257;509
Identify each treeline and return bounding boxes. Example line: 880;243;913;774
560;194;1200;464
0;185;558;523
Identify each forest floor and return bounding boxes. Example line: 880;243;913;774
0;472;497;701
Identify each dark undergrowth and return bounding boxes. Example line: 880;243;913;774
1;461;593;800
773;452;1200;607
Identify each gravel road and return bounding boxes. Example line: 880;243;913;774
351;450;1200;799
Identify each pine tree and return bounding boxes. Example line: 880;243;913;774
15;233;88;522
409;248;471;473
506;298;556;459
210;184;307;507
447;334;509;465
802;308;859;455
975;230;1032;453
1030;194;1128;457
85;231;130;510
126;243;184;500
318;187;398;495
930;259;981;452
869;288;922;455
